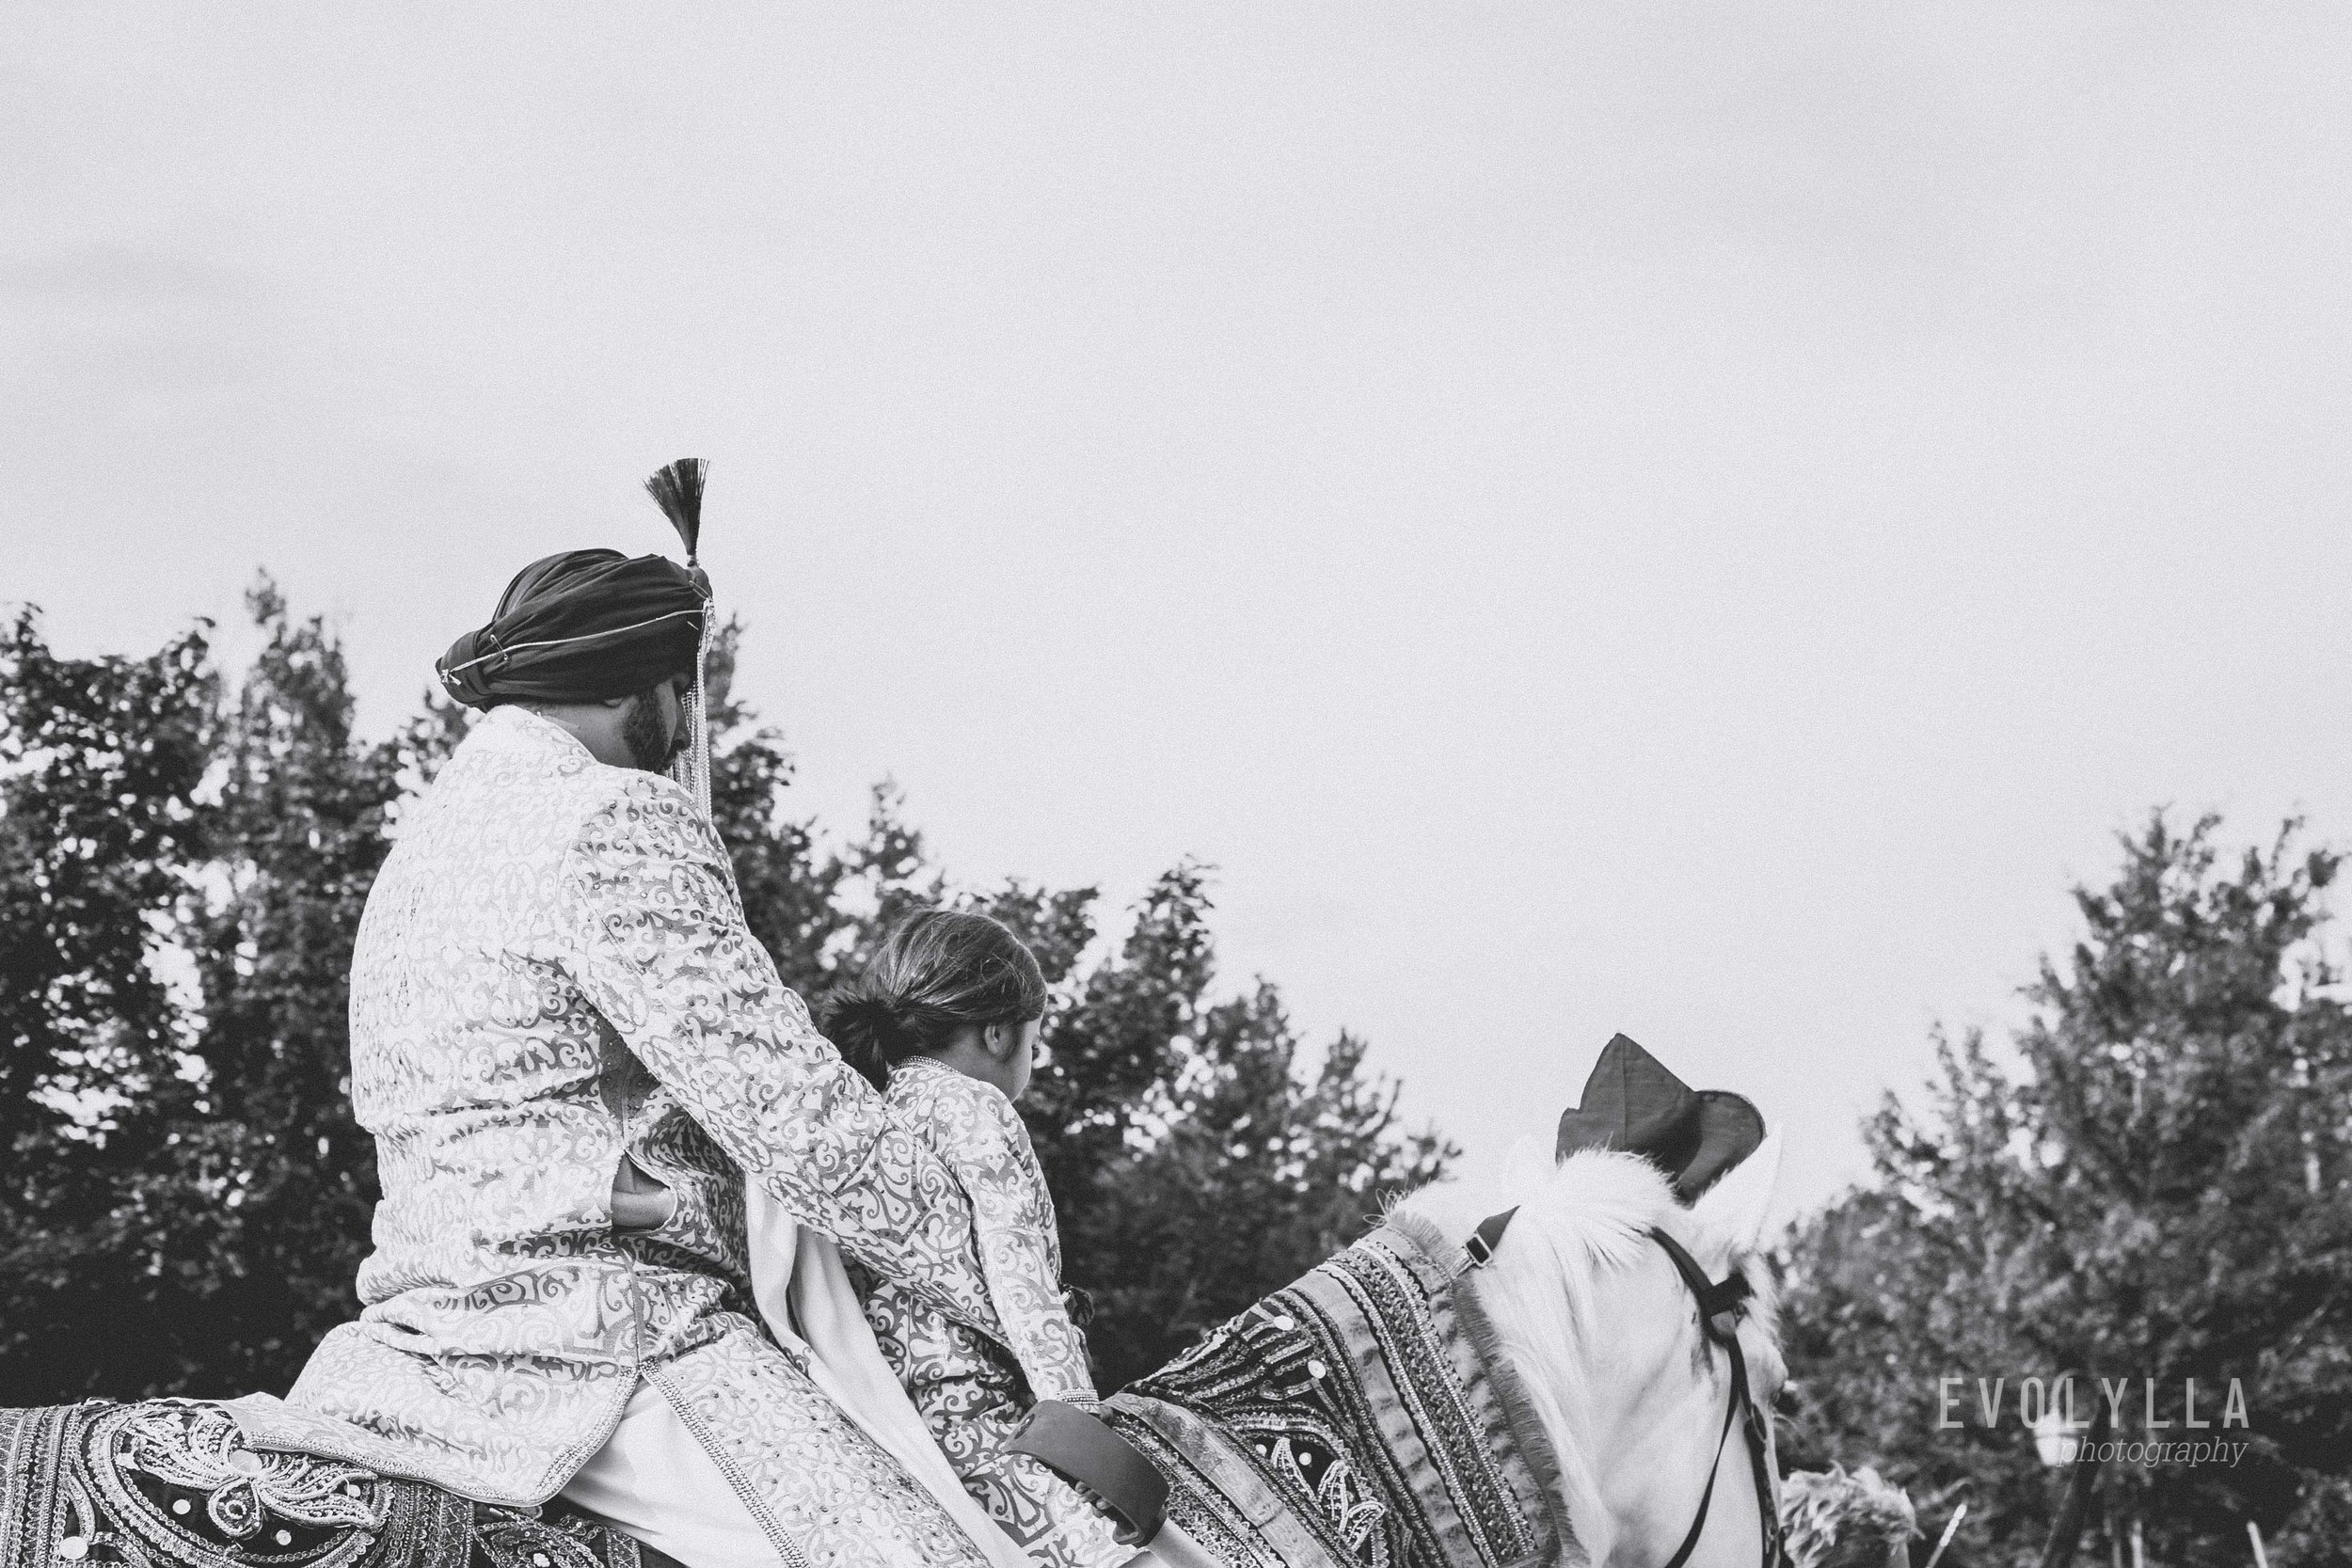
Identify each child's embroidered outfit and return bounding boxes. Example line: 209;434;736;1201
850;1056;1135;1568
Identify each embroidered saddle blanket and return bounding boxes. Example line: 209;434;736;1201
1101;1212;1584;1568
0;1402;670;1568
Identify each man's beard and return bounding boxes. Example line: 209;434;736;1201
621;690;683;773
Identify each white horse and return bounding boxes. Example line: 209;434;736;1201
1074;1130;1787;1568
1398;1137;1786;1568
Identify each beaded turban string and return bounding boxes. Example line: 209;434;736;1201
644;458;714;818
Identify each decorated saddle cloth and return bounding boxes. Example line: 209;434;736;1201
0;1402;668;1568
1101;1211;1584;1568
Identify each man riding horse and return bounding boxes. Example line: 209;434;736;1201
227;467;1082;1568
6;466;1821;1568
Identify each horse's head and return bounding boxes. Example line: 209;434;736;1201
1398;1131;1786;1568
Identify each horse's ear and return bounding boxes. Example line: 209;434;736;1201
1692;1127;1781;1255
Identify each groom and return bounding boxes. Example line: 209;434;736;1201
231;540;1046;1568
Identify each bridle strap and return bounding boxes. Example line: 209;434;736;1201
1646;1227;1782;1568
1649;1227;1753;1333
1657;1346;1744;1568
1454;1214;1778;1566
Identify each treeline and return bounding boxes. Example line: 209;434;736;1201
1776;818;2352;1566
8;587;2352;1566
0;583;1450;1402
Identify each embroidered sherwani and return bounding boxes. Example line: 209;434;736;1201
852;1059;1132;1568
227;707;1079;1568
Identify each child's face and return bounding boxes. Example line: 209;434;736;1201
995;1017;1041;1102
955;1020;1040;1104
939;1017;1041;1101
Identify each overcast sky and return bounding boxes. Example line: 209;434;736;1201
8;5;2350;1222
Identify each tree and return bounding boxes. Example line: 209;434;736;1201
0;607;219;1401
691;642;1461;1391
996;858;1455;1386
167;581;406;1394
702;621;857;999
1067;981;1454;1389
1779;816;2352;1567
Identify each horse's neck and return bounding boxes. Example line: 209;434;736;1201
1563;1250;1765;1568
1402;1153;1777;1567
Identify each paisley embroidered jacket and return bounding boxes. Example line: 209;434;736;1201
853;1058;1132;1568
227;707;1074;1527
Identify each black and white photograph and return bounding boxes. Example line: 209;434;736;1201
4;8;2348;1568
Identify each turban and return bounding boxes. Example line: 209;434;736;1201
436;548;707;710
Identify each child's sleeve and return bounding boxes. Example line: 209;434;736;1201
930;1076;1100;1407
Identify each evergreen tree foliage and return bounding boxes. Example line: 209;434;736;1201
1778;816;2352;1567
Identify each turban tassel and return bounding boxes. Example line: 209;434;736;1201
645;459;714;818
644;458;707;566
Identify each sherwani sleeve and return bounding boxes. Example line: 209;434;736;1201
920;1073;1098;1406
556;777;1004;1339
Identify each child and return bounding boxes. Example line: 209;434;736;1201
825;910;1136;1568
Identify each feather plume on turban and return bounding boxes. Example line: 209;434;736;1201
435;548;706;710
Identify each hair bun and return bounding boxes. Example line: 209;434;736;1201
827;991;908;1042
823;991;911;1087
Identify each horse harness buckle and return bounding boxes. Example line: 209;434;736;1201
1459;1208;1518;1274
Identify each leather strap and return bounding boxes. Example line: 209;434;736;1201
1004;1401;1169;1545
1646;1227;1782;1568
1657;1323;1748;1568
1464;1208;1518;1269
1648;1227;1751;1340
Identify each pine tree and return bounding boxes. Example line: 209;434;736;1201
1779;816;2352;1567
1072;984;1454;1389
991;863;1455;1390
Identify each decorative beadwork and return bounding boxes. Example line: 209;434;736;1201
119;1404;382;1544
1107;1217;1572;1568
0;1402;646;1568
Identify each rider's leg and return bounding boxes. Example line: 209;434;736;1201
561;1380;777;1568
561;1315;1000;1568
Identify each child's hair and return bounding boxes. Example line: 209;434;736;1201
825;909;1048;1088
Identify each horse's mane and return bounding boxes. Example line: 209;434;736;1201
1389;1145;1782;1555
